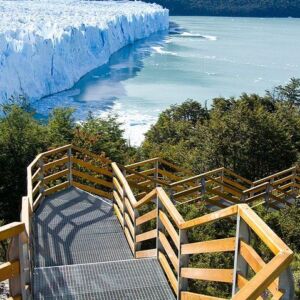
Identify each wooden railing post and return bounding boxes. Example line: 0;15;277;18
201;176;206;194
278;267;295;299
38;157;45;199
177;229;188;300
67;146;73;186
154;160;159;187
232;213;251;296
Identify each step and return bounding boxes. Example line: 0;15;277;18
33;187;133;267
33;258;176;300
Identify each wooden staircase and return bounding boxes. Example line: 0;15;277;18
0;144;297;300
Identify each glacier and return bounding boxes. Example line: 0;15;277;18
0;0;169;101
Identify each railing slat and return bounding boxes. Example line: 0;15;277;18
136;209;156;226
0;260;20;281
181;268;233;283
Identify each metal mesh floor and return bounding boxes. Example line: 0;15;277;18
33;187;133;267
33;258;176;300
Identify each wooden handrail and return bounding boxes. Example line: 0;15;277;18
253;166;296;185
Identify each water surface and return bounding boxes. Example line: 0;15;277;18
33;16;300;145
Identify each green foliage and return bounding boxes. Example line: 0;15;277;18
48;108;75;145
73;113;129;164
0;103;129;222
142;80;300;180
143;0;300;17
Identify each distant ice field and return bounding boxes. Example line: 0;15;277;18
0;0;168;100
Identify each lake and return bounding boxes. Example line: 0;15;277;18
33;16;300;145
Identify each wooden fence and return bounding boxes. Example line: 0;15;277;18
112;162;294;300
0;145;298;299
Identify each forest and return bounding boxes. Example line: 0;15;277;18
0;78;300;296
143;0;300;17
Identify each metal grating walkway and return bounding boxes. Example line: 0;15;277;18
33;187;175;299
33;187;133;267
33;258;175;300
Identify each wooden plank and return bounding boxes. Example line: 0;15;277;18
158;251;178;294
72;169;113;188
125;157;159;169
181;268;233;283
124;227;134;254
159;210;179;247
273;174;294;186
136;229;157;243
222;176;247;191
32;180;41;197
32;167;41;182
181;205;238;230
254;167;296;185
173;185;201;199
181;291;225;300
41;144;71;157
135;249;156;258
137;180;152;186
124;197;135;221
71;145;112;164
136;209;156;226
237;275;264;300
113;190;124;213
135;188;157;208
126;168;156;180
33;193;43;211
114;204;124;228
157;187;185;227
44;156;69;171
124;212;135;239
0;223;25;242
0;260;20;281
224;168;253;185
158;168;182;181
206;187;241;205
206;176;243;197
233;251;293;300
238;204;288;254
44;169;69;183
181;237;236;255
73;157;113;177
21;197;30;237
44;181;69;196
240;241;283;299
72;181;111;199
159;231;179;273
159;158;194;175
113;177;124;199
7;296;22;300
112;163;137;206
169;168;224;188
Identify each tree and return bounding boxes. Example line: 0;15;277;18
273;77;300;107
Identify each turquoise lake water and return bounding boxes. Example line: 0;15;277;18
33;16;300;145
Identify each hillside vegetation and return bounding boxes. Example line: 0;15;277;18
144;0;300;17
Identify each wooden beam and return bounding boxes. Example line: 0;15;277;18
136;229;157;243
44;181;69;196
0;260;20;281
159;231;179;273
136;209;156;226
44;169;69;183
73;157;113;177
135;249;156;259
72;181;111;199
43;156;68;171
180;205;238;230
181;268;233;283
181;237;236;255
72;169;113;188
158;251;178;294
0;223;25;242
159;210;179;247
181;292;225;300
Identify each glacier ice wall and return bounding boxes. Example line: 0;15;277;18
0;0;169;101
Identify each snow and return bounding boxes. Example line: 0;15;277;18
0;0;169;101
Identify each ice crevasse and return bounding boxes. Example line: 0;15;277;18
0;0;169;101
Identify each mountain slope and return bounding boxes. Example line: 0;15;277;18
145;0;300;17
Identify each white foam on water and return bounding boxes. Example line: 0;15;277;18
151;46;177;56
180;32;217;40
